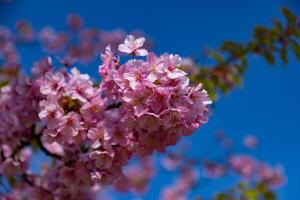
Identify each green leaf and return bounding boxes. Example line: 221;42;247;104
210;51;225;63
0;80;9;89
254;26;267;39
220;41;245;57
237;181;248;190
263;52;275;65
272;19;283;32
202;79;216;101
280;48;288;64
31;140;40;152
8;176;17;187
281;6;296;24
214;193;230;200
263;191;276;200
290;40;300;60
245;189;259;200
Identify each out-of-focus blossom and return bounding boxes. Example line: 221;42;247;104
15;20;34;42
114;157;154;194
229;154;257;178
243;134;259;149
203;161;226;179
160;168;199;200
180;58;200;75
67;14;83;30
161;154;182;171
258;163;285;188
31;57;53;77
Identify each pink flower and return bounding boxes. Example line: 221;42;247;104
161;54;186;79
159;108;186;129
66;68;95;102
137;113;161;132
122;61;152;90
67;13;83;30
160;168;198;200
229;154;257;178
118;35;148;56
122;86;152;117
258;164;285;188
59;167;80;186
161;154;182;171
0;148;31;176
42;141;64;156
31;57;52;77
146;53;164;82
87;125;112;149
91;170;116;185
203;162;226;179
180;57;200;74
40;71;66;95
115;157;154;194
243;134;259;149
187;83;212;106
100;45;118;68
1;144;12;158
148;87;170;114
58;111;84;137
0;158;22;176
39;97;64;129
81;96;105;122
89;150;114;169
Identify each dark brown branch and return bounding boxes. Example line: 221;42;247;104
34;133;62;160
21;173;34;187
105;102;122;110
9;125;62;161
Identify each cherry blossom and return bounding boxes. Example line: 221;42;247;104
0;9;288;198
118;35;148;56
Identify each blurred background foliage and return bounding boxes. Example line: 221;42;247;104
183;7;300;102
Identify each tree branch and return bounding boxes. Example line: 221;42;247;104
34;132;62;160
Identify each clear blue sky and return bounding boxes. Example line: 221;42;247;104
1;0;299;199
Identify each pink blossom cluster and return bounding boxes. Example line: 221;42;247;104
0;147;31;177
202;161;226;179
160;168;198;200
0;35;211;199
0;26;20;79
0;14;150;81
100;35;211;155
157;130;285;199
243;134;258;149
0;77;40;175
114;157;154;194
0;11;288;200
38;15;151;65
229;154;285;188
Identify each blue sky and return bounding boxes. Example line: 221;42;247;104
1;0;299;199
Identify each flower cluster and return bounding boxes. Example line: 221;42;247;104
0;14;150;81
157;131;285;199
100;35;211;156
160;168;198;200
0;76;40;175
114;157;154;194
229;154;285;188
0;35;211;199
